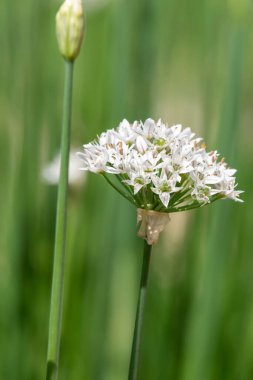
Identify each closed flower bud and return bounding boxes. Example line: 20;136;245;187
56;0;85;61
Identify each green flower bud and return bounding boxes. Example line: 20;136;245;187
56;0;85;62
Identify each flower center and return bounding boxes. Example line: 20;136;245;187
160;183;171;193
135;177;144;185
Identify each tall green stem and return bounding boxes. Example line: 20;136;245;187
46;60;74;380
128;240;152;380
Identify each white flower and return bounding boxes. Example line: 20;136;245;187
191;184;211;203
134;118;157;139
151;172;182;207
77;145;122;174
123;170;151;194
136;135;148;154
78;118;243;211
42;149;85;185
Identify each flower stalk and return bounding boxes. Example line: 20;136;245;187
46;60;74;380
46;1;84;378
128;240;152;380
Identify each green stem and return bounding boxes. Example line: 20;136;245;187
46;60;74;380
102;173;137;206
128;240;152;380
115;174;135;197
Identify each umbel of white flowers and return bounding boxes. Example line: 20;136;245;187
78;119;243;243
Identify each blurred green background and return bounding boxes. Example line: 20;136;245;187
1;0;252;379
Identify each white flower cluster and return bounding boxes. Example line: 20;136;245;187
78;119;242;212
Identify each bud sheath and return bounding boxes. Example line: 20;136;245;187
137;209;170;245
56;0;85;61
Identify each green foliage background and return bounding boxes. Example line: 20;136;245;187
0;0;252;379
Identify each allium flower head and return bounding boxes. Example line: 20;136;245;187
78;118;243;215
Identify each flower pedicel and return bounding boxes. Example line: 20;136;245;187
78;118;243;244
